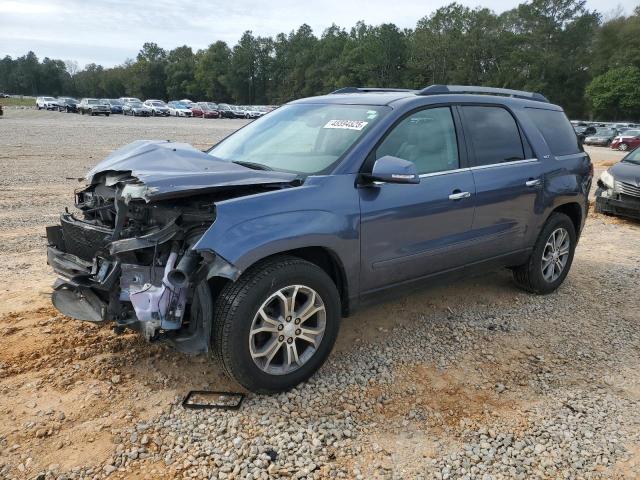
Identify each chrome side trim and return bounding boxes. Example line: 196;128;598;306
417;158;539;178
469;158;539;171
418;168;470;179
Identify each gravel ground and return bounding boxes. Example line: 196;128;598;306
0;110;639;480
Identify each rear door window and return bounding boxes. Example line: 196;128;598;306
461;106;525;166
525;108;581;156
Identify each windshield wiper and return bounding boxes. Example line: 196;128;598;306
232;160;273;171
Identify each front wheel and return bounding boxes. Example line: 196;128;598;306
619;143;629;151
512;212;576;294
212;256;341;394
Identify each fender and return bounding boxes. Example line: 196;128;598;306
193;175;361;297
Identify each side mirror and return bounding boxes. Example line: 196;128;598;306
365;155;420;185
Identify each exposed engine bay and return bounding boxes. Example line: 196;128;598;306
46;140;300;353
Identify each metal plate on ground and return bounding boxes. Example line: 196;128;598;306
182;391;244;410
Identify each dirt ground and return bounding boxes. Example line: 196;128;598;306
0;109;639;479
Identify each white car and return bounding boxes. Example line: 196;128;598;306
36;96;59;110
119;97;142;104
243;106;264;119
143;99;171;116
167;101;193;117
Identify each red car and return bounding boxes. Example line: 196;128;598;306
610;129;640;151
192;102;220;118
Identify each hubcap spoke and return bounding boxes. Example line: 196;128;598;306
298;326;323;347
285;342;300;368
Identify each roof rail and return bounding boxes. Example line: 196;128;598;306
417;84;549;103
331;87;415;94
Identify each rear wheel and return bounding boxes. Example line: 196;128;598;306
619;143;629;151
212;256;341;393
512;213;576;294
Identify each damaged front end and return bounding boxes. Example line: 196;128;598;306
46;140;300;353
46;172;222;352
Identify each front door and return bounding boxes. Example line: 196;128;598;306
359;106;477;294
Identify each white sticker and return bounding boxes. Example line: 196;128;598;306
323;120;368;131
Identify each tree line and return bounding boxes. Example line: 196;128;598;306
1;0;640;120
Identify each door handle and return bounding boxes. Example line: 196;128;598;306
448;191;471;200
525;179;542;188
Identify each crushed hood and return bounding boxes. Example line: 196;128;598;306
86;140;299;201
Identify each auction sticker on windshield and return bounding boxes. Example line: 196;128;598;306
324;120;368;131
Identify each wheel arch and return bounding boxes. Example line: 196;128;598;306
549;202;583;238
206;246;351;317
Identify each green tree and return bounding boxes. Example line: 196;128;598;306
131;42;167;99
591;7;640;75
194;41;232;101
586;66;640;120
165;46;196;99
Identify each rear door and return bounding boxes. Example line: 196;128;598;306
359;106;477;293
459;105;543;258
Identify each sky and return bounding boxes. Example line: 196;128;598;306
0;0;634;68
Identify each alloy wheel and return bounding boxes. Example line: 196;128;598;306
541;227;570;283
249;285;326;375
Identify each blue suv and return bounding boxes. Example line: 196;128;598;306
46;85;592;393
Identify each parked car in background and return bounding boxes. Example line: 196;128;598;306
143;99;170;116
123;100;151;117
0;93;9;98
102;99;124;114
596;147;640;219
610;129;640;151
120;97;142;104
230;105;247;118
167;101;193;117
206;102;220;115
584;128;618;147
45;85;591;394
241;106;264;119
57;97;79;113
36;96;59;110
216;103;235;118
573;125;596;144
195;102;220;118
78;98;110;116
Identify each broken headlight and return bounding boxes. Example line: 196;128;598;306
599;170;614;190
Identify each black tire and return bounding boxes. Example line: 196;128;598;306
512;212;577;294
81;109;85;115
212;255;341;394
106;113;110;117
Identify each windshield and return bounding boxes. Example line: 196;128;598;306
87;99;99;104
623;130;640;137
623;148;640;165
173;102;188;108
208;103;388;174
128;101;143;107
595;128;615;136
152;101;165;106
208;103;218;109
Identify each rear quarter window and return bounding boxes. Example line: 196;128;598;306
525;108;581;157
